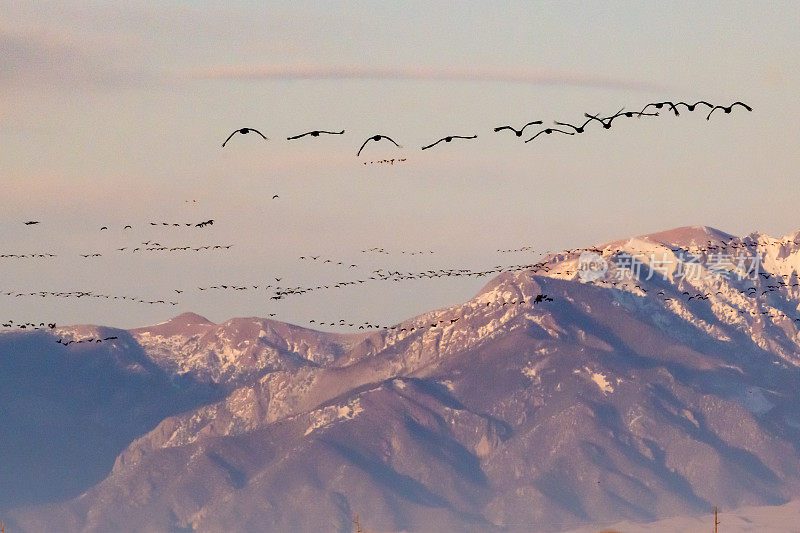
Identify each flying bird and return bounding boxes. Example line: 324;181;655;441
614;109;659;119
553;117;596;134
583;110;621;129
706;101;752;120
100;226;108;230
286;130;344;140
272;195;279;199
524;128;575;143
421;135;477;150
493;121;543;137
24;221;39;225
222;128;268;147
674;101;714;112
584;108;656;129
357;135;400;156
640;101;681;116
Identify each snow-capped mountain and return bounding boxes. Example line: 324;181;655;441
6;225;800;532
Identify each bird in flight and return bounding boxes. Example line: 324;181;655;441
524;128;575;143
583;108;624;129
640;101;681;116
584;109;656;129
100;226;108;231
272;195;279;199
357;135;400;156
24;221;40;225
286;130;344;140
553;117;596;134
421;135;477;150
124;225;132;229
674;101;714;112
493;121;543;137
706;101;752;120
615;109;659;119
222;128;268;147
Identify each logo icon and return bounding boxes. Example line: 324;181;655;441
577;251;608;282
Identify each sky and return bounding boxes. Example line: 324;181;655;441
2;1;799;330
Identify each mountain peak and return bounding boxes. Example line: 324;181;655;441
602;225;735;249
169;312;215;326
637;225;734;245
130;312;216;338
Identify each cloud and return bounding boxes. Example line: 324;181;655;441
179;64;664;91
0;24;151;90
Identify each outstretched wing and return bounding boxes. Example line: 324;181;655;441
524;130;547;143
730;101;753;111
553;120;578;132
356;137;372;156
706;106;725;120
520;120;543;132
286;131;311;140
248;128;268;140
639;103;658;114
421;138;446;150
660;101;680;116
382;135;400;147
584;113;608;126
493;125;515;133
221;130;239;147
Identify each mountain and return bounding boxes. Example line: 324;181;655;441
5;225;800;532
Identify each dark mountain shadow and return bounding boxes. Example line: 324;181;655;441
648;384;786;504
533;469;589;519
330;491;354;533
323;439;451;508
583;400;711;512
207;451;247;489
403;415;488;486
405;377;466;409
323;439;490;531
0;331;222;511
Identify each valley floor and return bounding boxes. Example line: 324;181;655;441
566;499;800;533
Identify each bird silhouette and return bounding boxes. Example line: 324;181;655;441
584;109;656;129
493;121;543;137
614;109;659;119
24;221;40;225
272;194;279;199
706;101;752;120
674;101;714;112
222;128;268;147
553;117;596;134
421;135;477;150
524;128;575;143
286;130;344;140
124;225;132;229
357;135;400;156
100;226;108;230
583;111;619;129
640;101;680;116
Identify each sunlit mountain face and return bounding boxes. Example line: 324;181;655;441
6;225;800;532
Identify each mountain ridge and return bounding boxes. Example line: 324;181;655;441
6;224;800;532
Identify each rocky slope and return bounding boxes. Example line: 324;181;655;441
5;225;800;532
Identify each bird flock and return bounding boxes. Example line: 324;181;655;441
220;100;751;154
56;335;118;346
4;98;760;336
2;320;57;330
308;293;554;331
1;290;179;306
8;234;800;333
